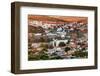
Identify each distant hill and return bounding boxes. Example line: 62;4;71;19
28;15;87;24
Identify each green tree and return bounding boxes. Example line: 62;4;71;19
59;42;66;47
40;37;45;42
48;44;54;49
64;47;71;52
38;50;49;60
40;43;48;49
72;51;88;58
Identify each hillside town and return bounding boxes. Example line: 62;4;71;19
28;15;88;60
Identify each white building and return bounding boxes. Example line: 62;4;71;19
50;39;68;47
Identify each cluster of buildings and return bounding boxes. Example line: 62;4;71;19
28;15;88;59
